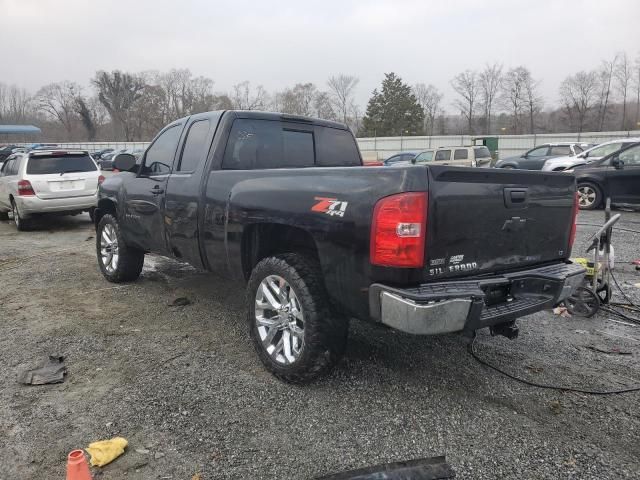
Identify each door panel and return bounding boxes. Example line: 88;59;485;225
165;113;221;267
122;122;184;253
520;146;549;169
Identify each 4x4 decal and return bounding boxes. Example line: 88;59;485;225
311;197;348;217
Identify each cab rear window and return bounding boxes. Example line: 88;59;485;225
26;154;97;175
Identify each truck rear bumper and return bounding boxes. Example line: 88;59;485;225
369;262;585;335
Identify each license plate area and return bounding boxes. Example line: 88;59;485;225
49;180;83;191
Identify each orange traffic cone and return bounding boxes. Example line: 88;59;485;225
66;450;92;480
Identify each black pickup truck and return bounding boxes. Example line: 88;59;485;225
95;110;584;383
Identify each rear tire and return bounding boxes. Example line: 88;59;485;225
577;182;602;210
247;253;348;383
96;214;144;282
11;200;30;231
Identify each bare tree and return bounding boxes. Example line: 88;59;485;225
35;81;81;137
327;74;359;124
559;71;599;133
74;95;97;140
153;68;215;120
0;83;33;122
633;53;640;129
522;69;543;133
450;70;479;134
313;91;337;121
413;83;443;136
478;63;502;134
93;70;146;141
501;67;531;134
276;83;317;116
615;52;632;130
595;55;618;131
231;81;268;110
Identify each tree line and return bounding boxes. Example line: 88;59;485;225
0;50;638;142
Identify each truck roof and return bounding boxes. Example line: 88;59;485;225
177;110;350;131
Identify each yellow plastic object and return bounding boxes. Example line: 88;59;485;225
571;257;596;278
85;437;128;467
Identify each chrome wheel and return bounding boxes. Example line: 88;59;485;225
12;202;20;228
255;275;304;365
100;224;119;273
578;185;596;208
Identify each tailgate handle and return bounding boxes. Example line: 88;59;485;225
504;188;528;208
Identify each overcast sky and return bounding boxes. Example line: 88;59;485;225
2;0;639;112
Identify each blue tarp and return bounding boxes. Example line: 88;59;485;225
0;125;41;134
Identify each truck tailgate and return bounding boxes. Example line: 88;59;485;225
425;166;576;280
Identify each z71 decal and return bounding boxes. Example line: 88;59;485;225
312;197;348;217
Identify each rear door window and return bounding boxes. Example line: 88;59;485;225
26;154;96;175
178;120;210;172
454;149;468;160
435;149;451;161
527;146;549;157
549;146;571;156
1;159;14;175
474;146;491;158
315;127;361;166
223;119;315;169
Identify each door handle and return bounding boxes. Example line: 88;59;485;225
151;186;164;195
504;188;528;208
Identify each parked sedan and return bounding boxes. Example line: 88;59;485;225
543;138;640;171
495;143;587;170
573;142;640;209
382;151;419;166
91;148;114;160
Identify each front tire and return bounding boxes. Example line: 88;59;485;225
247;253;348;383
577;182;602;210
0;210;9;221
96;214;144;282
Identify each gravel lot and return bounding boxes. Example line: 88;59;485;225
1;209;639;479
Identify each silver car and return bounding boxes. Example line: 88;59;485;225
0;149;102;230
542;138;640;172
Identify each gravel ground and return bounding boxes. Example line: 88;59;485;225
0;209;639;479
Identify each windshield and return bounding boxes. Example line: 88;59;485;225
26;154;97;174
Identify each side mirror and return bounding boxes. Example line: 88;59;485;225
411;157;417;165
113;153;137;172
611;156;624;169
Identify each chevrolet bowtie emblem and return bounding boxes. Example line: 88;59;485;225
502;217;527;232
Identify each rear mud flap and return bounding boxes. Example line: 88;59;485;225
315;456;455;479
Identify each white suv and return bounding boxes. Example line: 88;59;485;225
0;149;103;230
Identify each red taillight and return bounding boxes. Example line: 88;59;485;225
17;180;35;196
371;192;427;267
568;192;579;251
98;175;105;185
